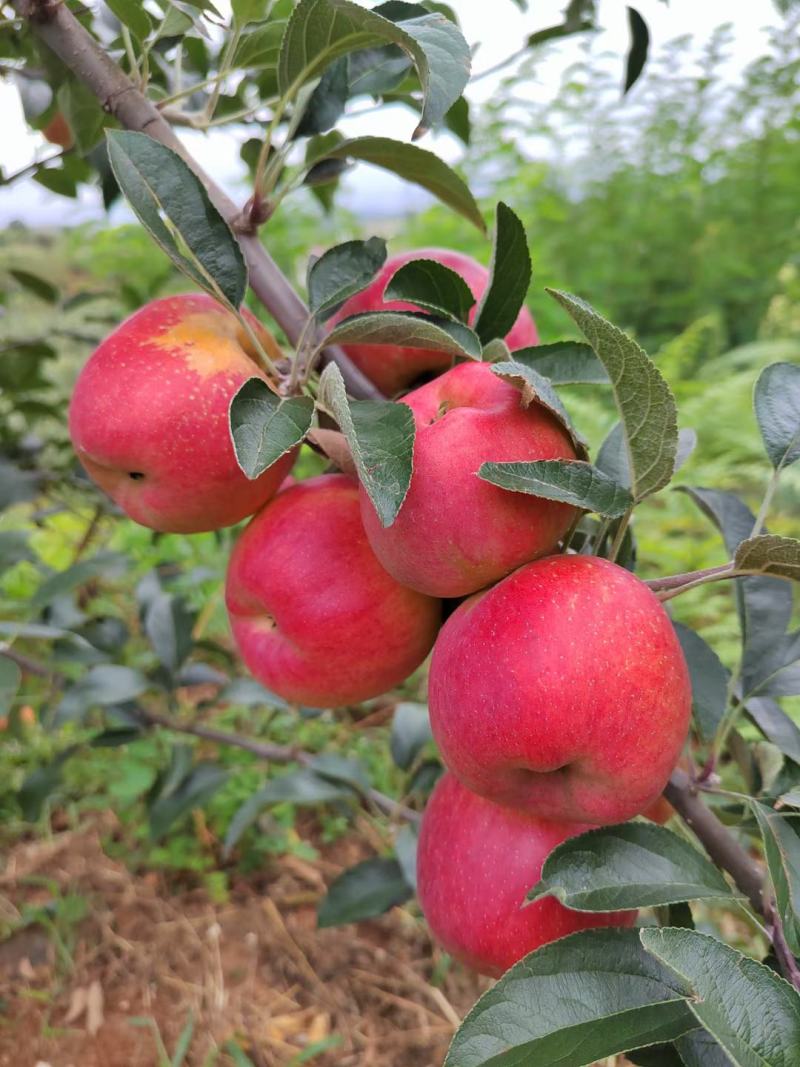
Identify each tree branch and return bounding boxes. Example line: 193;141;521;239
664;768;764;915
13;0;381;400
134;706;420;824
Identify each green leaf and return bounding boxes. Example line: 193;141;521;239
479;459;633;518
153;4;194;42
105;0;152;39
746;697;800;766
674;427;698;474
57;79;105;154
18;747;81;821
626;1045;685;1067
444;928;696;1067
325;309;481;360
317;857;413;927
307;237;387;319
303;136;484;231
394;824;418;891
0;656;21;715
672;623;729;743
0;458;41;510
296;56;350;136
224;768;352;854
624;8;650;93
754;362;800;471
677;486;756;553
528;823;737;911
309;753;370;793
640;927;800;1067
317;362;415;527
9;268;58;304
549;290;678;501
509;341;609;385
106;131;247;309
390;702;432;769
384;258;475;321
675;1030;734;1067
149;762;229;840
742;630;800;700
278;0;470;138
219;677;288;707
229;378;314;479
678;488;794;681
61;665;151;711
735;535;800;582
31;551;128;610
473;203;531;344
171;1011;195;1067
144;593;195;674
490;360;588;458
348;44;412;96
233;0;276;26
444;93;470;144
752;803;800;955
234;19;286;67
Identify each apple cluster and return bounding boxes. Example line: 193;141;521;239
68;250;691;979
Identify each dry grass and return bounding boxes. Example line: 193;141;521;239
0;816;488;1066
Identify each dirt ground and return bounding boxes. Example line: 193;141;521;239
0;814;490;1067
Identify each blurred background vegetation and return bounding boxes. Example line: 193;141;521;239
2;11;800;913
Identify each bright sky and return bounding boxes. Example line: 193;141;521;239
0;0;782;226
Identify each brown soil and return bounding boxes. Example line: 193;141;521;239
0;815;488;1067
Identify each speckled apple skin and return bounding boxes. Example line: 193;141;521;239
328;248;539;395
69;293;295;534
359;361;578;598
417;773;636;977
226;474;442;708
429;555;692;825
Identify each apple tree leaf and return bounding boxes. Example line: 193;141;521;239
317;362;415;526
548;290;678;501
479;459;632;517
229;378;315;479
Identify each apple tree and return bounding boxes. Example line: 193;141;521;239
2;2;800;1064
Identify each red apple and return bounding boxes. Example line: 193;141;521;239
69;293;295;533
225;473;441;707
359;361;578;598
417;773;636;977
328;248;539;395
429;555;691;825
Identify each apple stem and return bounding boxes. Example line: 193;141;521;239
647;562;736;598
12;0;383;402
606;508;633;563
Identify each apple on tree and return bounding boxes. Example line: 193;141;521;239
225;473;442;708
429;554;692;825
359;360;579;598
69;293;295;534
329;248;539;395
417;772;637;978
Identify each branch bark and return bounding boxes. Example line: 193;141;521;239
13;0;381;400
664;768;764;914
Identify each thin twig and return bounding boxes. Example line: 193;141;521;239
134;706;420;824
12;0;382;401
768;902;800;991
